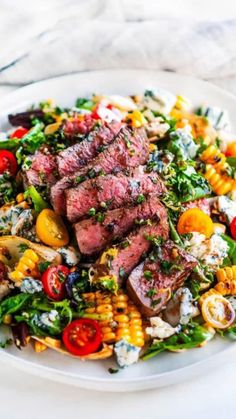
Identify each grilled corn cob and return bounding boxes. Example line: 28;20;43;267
201;145;228;172
215;266;236;296
204;164;235;195
9;249;39;283
82;290;145;347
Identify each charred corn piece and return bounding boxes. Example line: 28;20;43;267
201;145;228;172
215;266;236;295
126;110;147;128
82;290;145;347
9;249;39;283
204;164;234;195
175;95;191;111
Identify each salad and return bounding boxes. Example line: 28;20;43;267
0;88;236;370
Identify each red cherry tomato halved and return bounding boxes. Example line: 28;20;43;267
10;126;29;139
230;217;236;240
62;319;102;356
41;265;69;301
0;150;17;176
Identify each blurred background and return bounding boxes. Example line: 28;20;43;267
1;0;236;96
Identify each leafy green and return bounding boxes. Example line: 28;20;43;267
16;123;46;164
0;294;31;322
227;157;236;168
75;98;94;110
168;216;183;245
142;324;213;360
24;185;49;212
166;163;211;203
221;234;236;265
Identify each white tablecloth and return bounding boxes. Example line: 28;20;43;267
1;1;236;417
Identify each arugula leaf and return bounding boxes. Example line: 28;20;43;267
0;294;31;322
75;98;94;110
220;234;236;265
142;325;213;360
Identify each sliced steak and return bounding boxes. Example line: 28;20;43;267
66;166;166;222
23;152;58;187
51;127;149;215
75;195;165;255
127;241;197;317
91;210;169;288
57;121;122;177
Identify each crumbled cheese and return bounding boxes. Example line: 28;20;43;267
184;232;229;269
200;105;230;131
142;89;176;114
145;117;170;139
20;277;43;294
217;196;236;224
174;288;199;325
58;246;80;267
169;127;199;159
0;205;34;238
33;310;59;329
114;340;141;368
146;317;180;339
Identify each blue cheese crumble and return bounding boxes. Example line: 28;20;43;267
184;232;229;269
20;277;43;294
114;340;141;367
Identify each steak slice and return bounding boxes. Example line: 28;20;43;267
23;152;58;187
75;195;165;255
91;210;169;288
57;121;122;177
66;166;166;222
51;127;149;215
127;241;197;317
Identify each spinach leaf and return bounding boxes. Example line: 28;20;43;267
0;294;31;322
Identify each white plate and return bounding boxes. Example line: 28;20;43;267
0;70;235;392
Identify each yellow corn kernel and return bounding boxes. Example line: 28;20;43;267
34;341;47;353
82;290;145;347
175;95;191;111
9;271;24;281
45;337;61;348
16;193;25;204
9;249;39;283
127;110;147;128
216;269;227;283
214;282;229;295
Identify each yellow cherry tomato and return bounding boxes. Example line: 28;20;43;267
177;208;213;238
36;209;69;247
201;294;235;329
226;142;236;157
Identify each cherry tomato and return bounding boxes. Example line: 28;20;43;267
42;265;69;300
0;150;17;176
230;217;236;240
201;293;235;329
10;126;29;139
225;142;236;157
62;319;102;356
177;208;213;238
36;209;69;247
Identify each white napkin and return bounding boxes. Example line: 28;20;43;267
0;0;236;93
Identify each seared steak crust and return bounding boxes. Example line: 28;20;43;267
66;166;166;222
74;195;165;255
57;121;122;177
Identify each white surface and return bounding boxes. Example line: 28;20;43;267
0;69;236;416
1;0;236;94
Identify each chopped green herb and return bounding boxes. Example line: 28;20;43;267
146;288;157;298
88;208;96;216
136;194;145;204
144;270;153;280
38;262;51;273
